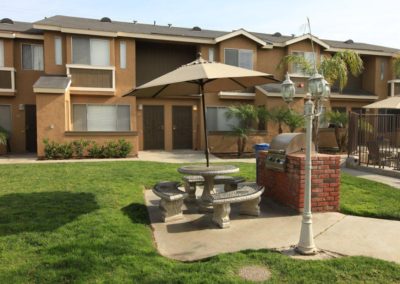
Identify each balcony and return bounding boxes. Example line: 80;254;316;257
66;64;115;94
0;67;16;94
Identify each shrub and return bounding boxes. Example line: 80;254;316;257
44;139;133;159
72;139;90;158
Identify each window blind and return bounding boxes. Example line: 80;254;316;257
55;37;62;65
120;41;126;69
0;40;4;67
0;105;11;132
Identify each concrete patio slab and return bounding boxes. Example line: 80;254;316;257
145;187;400;264
145;187;344;261
316;215;400;263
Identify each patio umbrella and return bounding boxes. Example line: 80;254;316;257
125;53;277;166
362;95;400;109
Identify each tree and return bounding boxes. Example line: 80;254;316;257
225;104;258;157
393;56;400;78
269;107;290;134
284;110;305;132
278;50;364;91
256;106;270;130
326;111;348;152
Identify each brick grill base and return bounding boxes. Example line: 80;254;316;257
257;151;340;213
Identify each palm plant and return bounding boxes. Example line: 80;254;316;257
225;104;258;157
326;111;348;152
269;107;290;134
284;110;305;132
256;106;270;130
0;127;9;146
278;50;363;91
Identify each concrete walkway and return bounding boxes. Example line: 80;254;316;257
0;150;256;164
145;188;400;264
341;167;400;189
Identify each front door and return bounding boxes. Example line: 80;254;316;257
172;106;193;149
143;105;165;150
25;105;37;153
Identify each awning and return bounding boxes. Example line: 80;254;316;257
33;76;71;93
362;95;400;109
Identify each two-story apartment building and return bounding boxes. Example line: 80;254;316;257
0;15;399;157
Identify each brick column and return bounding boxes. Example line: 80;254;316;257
258;151;340;213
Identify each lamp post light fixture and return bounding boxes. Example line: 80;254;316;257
281;69;330;255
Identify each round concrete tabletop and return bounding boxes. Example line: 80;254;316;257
178;165;239;176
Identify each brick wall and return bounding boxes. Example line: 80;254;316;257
257;151;340;212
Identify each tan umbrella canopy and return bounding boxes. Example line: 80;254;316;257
125;53;277;166
363;95;400;109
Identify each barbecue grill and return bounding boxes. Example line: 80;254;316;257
265;133;313;171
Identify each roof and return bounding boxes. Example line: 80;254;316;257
0;15;394;55
362;95;400;109
33;76;71;93
0;21;41;34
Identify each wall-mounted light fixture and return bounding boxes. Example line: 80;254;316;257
192;105;197;111
18;104;25;111
49;124;54;129
138;104;143;111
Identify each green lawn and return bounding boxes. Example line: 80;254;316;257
0;161;399;283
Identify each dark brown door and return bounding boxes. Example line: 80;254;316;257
172;106;193;149
143;105;164;150
25;105;37;153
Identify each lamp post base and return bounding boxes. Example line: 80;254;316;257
296;212;318;255
295;245;318;255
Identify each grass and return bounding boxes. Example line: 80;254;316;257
340;172;400;220
0;161;398;283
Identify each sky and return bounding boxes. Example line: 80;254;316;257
1;0;400;49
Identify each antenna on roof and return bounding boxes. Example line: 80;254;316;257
153;20;156;25
133;20;137;24
168;23;172;28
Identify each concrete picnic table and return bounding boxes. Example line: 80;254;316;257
177;165;239;210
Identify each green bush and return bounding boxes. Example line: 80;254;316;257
43;139;132;159
72;139;90;158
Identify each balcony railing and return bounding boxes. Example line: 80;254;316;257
0;67;16;93
66;64;115;92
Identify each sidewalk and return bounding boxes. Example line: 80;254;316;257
145;189;400;264
341;167;400;189
0;150;256;165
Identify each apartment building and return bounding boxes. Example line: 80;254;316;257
0;15;399;157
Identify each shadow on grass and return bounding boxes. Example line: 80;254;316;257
121;203;150;225
0;191;99;236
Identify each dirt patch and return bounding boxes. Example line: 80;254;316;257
238;265;272;282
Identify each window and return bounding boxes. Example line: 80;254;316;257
72;104;130;131
0;40;4;67
224;48;253;69
380;60;385;81
208;47;215;62
0;105;11;133
120;41;126;69
206;107;239;131
55;37;62;65
291;51;316;75
22;44;43;70
72;37;110;66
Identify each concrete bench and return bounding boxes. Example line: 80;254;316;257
152;181;188;222
182;175;246;202
204;182;264;228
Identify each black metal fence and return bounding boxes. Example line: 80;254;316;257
348;112;400;170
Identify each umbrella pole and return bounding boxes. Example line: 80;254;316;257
200;83;210;167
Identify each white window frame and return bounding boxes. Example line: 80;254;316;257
380;60;385;81
120;41;126;69
290;50;316;77
71;36;111;67
72;104;131;132
0;40;4;67
0;67;16;92
224;48;254;69
21;43;44;71
206;106;239;132
66;64;115;92
208;47;215;62
54;36;62;65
